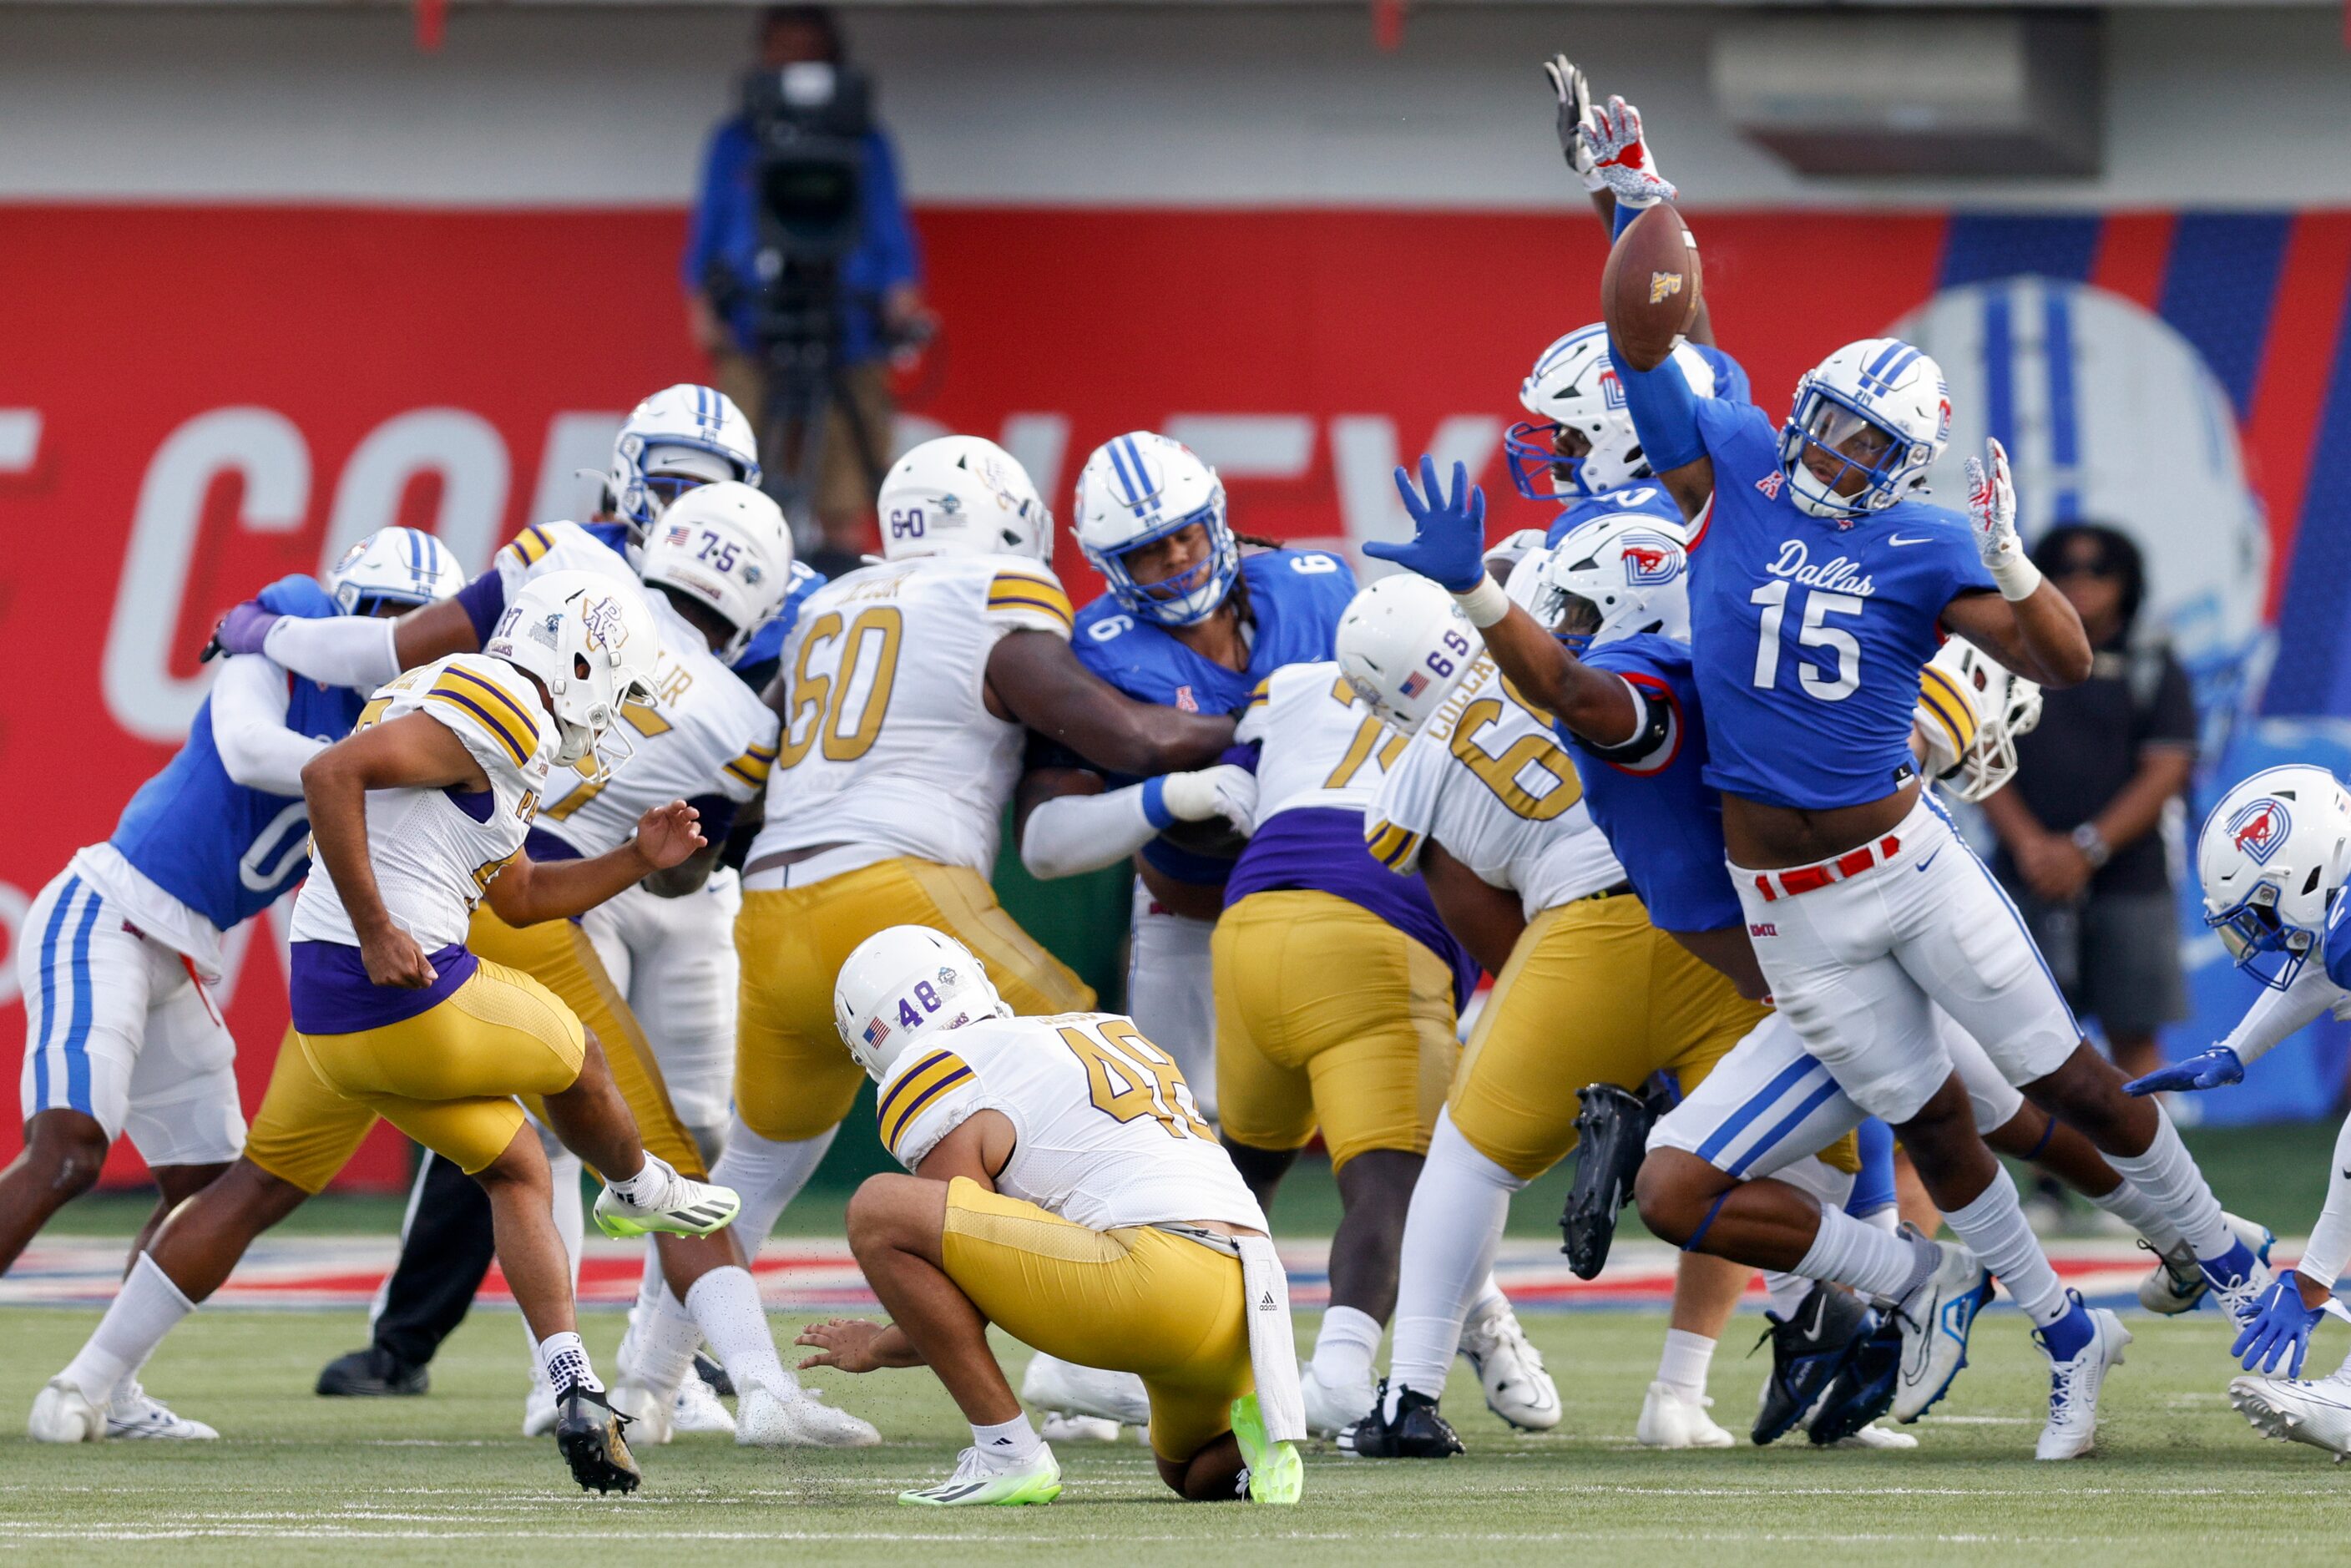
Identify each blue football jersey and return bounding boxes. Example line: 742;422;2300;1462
1683;400;1995;810
1073;548;1357;883
1686;342;1752;410
1570;634;1742;933
109;665;365;934
731;559;827;683
1544;483;1687;548
2322;891;2351;992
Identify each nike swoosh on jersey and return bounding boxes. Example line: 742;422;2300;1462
1888;534;1935;546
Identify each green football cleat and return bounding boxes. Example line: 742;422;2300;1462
1231;1393;1304;1505
591;1156;740;1240
898;1444;1063;1506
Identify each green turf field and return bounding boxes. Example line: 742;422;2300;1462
4;1305;2351;1565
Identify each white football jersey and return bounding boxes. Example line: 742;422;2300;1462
1237;660;1409;823
877;1010;1267;1233
746;554;1074;881
494;519;640;596
533;593;781;857
1365;653;1625;920
290;655;555;952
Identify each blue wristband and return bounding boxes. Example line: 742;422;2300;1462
1140;776;1176;832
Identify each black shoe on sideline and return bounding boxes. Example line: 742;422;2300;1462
316;1346;429;1398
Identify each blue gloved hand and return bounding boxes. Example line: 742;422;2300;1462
1364;456;1489;592
201;599;282;663
2123;1045;2243;1097
2232;1269;2326;1378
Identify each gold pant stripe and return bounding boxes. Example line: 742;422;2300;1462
938;1177;1251;1464
1212;889;1458;1170
468;904;707;1180
735;857;1094;1144
1449;895;1804;1181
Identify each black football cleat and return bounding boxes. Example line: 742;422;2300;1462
316;1346;429;1398
1752;1282;1873;1445
693;1350;736;1399
1807;1311;1903;1446
1342;1382;1465;1459
1560;1083;1658;1279
555;1383;642;1495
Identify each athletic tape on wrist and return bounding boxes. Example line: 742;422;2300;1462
1455;576;1511;629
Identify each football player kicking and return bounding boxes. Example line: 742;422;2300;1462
210;483;867;1447
718;435;1239;1370
794;925;1305;1507
3;529;459;1439
32;573;737;1494
2130;766;2351;1457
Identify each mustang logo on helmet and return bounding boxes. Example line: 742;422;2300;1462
1619;531;1684;587
2228;797;2292;865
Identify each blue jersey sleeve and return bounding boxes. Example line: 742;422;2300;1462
1688;344;1752;408
255;574;340;620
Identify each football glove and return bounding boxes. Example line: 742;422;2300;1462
2124;1045;2244;1096
2232;1271;2326;1378
1580;96;1676;210
1965;438;2042;599
203;599;281;663
1541;53;1603;192
1366;456;1489;593
1160;764;1260;837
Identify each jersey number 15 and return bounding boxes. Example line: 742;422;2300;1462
1749;582;1861;701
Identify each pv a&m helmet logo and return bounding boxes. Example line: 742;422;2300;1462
1618;529;1685;587
2227;797;2292;865
580;595;629;652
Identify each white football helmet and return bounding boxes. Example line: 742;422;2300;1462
600;384;761;539
1523;513;1691;650
1778;338;1950;522
638;481;796;660
326;527;464;615
1335;575;1483;736
834;924;1011;1080
483;569;660;777
1917;640;2043;804
1073;432;1237;628
1504;325;1720;500
2197;765;2351;989
877;436;1053;564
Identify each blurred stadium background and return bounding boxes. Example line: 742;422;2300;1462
6;0;2351;1211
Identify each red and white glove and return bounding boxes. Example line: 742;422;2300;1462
1580;95;1676;210
1965;438;2040;600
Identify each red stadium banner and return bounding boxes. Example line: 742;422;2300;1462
3;203;2347;1182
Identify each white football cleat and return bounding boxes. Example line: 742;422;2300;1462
1890;1240;1993;1423
1636;1380;1734;1449
1823;1422;1919;1450
1458;1297;1560;1431
1299;1362;1378;1439
2207;1254;2279;1331
2035;1304;2131;1461
2139;1214;2274;1315
1039;1413;1125;1443
105;1380;218;1440
606;1376;675;1446
672;1374;737;1435
592;1157;741;1240
28;1377;107;1444
1020;1353;1152;1428
737;1383;881;1448
899;1444;1062;1507
521;1377;560;1438
2232;1369;2351;1459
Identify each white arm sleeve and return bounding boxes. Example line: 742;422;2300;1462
2215;962;2342;1069
2298;1113;2351;1289
1020;786;1160;881
209;655;326;796
260;614;402;693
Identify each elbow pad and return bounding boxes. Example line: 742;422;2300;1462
1611;348;1706;473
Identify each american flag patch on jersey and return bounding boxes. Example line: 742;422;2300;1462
863;1017;891;1048
1399;670;1430;699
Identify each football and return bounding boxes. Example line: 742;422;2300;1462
1601;200;1702;371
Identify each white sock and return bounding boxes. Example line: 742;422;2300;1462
2084;1175;2184;1254
549;1148;584;1289
604;1151;672;1208
1312;1305;1383;1392
623;1285;705;1399
710;1119;838;1254
1464;1273;1508;1322
2102;1110;2232;1259
1387;1112;1523;1408
62;1253;194;1400
1655;1328;1716;1400
1942;1167;2069;1326
1761;1270;1811;1320
1795;1202;1939;1304
538;1330;602;1393
972;1412;1043;1467
685;1265;796;1400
